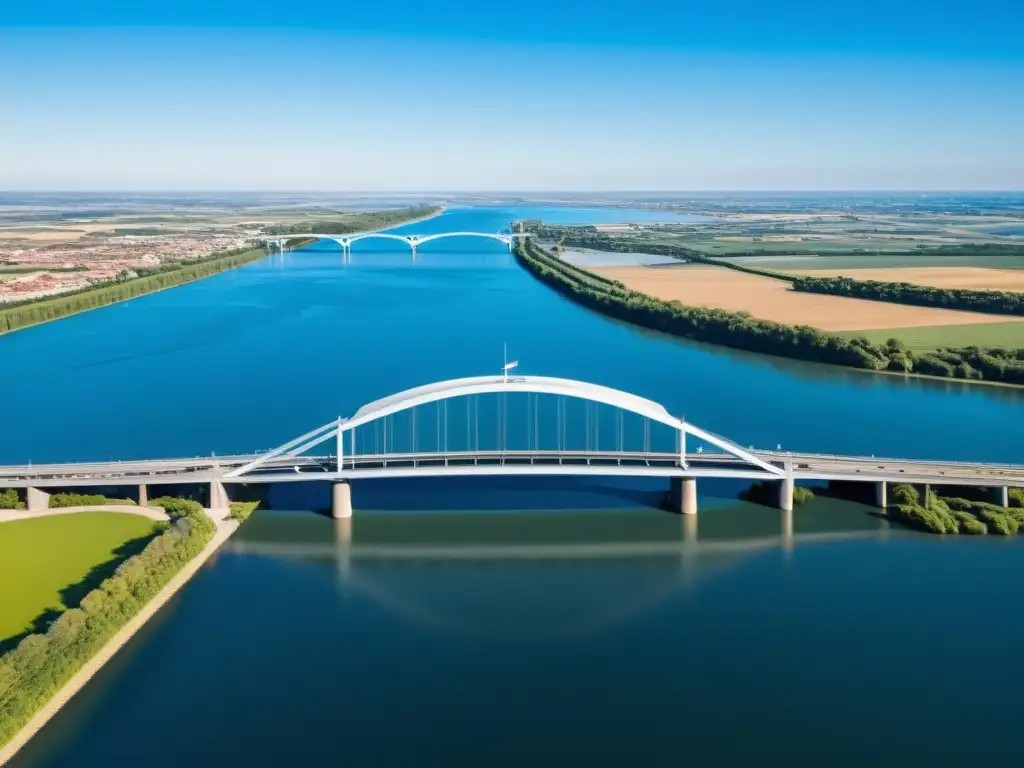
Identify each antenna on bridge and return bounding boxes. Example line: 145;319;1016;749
502;342;519;383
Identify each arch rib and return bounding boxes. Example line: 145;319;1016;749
225;375;783;480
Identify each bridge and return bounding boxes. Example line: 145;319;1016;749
1;373;1021;517
262;230;531;257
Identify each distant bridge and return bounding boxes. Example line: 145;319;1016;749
1;373;1021;517
261;230;531;257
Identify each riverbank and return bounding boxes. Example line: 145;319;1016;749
0;511;239;765
513;237;1024;388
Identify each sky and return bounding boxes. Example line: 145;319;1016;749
2;1;1023;191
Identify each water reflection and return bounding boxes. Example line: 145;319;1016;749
228;503;894;641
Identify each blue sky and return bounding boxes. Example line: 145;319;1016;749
2;1;1022;190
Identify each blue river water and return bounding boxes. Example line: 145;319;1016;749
5;206;1024;767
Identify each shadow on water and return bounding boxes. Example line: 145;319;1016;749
0;529;160;655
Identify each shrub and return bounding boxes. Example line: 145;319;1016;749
891;484;919;506
792;486;815;505
49;493;135;508
977;509;1020;536
0;489;24;510
1009;488;1024;508
951;511;987;535
150;496;204;519
227;501;258;524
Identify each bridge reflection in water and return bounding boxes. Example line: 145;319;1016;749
226;505;893;640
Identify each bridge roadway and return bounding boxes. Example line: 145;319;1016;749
1;449;1021;503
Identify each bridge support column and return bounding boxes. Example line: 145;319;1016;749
138;483;149;507
27;487;50;512
992;486;1010;508
670;477;697;516
874;481;887;509
779;476;794;512
332;480;353;519
209;480;230;510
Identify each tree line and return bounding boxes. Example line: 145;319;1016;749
792;275;1024;317
0;499;215;749
512;238;1024;386
0;246;269;335
263;204;440;236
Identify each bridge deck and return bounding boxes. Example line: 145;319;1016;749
1;449;1022;488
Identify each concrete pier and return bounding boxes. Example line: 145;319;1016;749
994;486;1010;508
778;476;794;512
874;481;887;509
332;481;353;519
26;487;50;512
138;483;149;507
209;480;230;510
670;477;698;516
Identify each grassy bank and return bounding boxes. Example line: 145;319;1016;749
0;501;215;750
844;322;1024;353
0;245;270;336
0;513;162;650
264;204;442;236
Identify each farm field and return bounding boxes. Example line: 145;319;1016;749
590;264;1024;332
722;253;1024;271
786;266;1024;291
0;512;161;649
843;322;1024;352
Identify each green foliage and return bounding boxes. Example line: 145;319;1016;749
263;205;440;236
48;493;135;508
0;246;269;335
1009;488;1024;508
889;503;959;534
227;501;258;524
149;497;204;519
792;274;1024;317
739;481;814;507
891;484;920;506
0;489;24;510
976;509;1019;536
951;511;987;535
0;501;214;748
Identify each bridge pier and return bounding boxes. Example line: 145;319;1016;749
874;481;887;509
669;477;697;515
993;486;1010;508
209;480;230;510
138;483;149;507
26;487;50;512
332;480;353;519
779;475;795;512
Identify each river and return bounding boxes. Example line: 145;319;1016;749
5;206;1024;766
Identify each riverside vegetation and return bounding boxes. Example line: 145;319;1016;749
886;484;1024;535
263;204;441;237
515;226;1024;385
0;498;215;749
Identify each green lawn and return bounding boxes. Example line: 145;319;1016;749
0;513;161;649
843;322;1024;352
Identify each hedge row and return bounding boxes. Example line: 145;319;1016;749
886;484;1023;535
0;504;215;748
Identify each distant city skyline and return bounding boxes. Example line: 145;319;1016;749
3;1;1023;191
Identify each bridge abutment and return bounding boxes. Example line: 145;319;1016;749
332;480;353;519
26;487;50;511
209;480;230;510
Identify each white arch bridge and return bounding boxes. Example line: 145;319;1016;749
262;230;531;257
2;374;1022;516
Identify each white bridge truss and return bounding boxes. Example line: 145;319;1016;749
263;231;531;255
224;375;785;481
